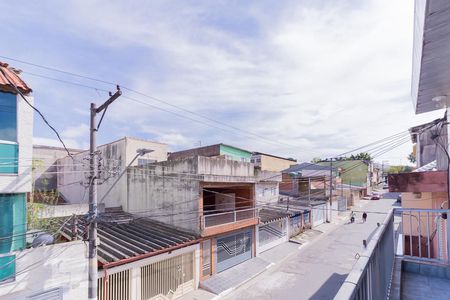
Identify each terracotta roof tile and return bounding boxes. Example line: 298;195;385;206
0;61;32;94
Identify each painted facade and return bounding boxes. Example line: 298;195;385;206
0;65;33;284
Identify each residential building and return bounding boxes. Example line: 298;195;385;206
337;1;450;298
61;209;199;300
168;143;252;162
57;136;168;206
280;162;332;199
250;152;297;172
389;119;448;259
0;62;89;299
124;156;281;279
0;62;33;284
32;145;82;193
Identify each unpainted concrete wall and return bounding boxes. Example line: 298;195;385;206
57;137;168;206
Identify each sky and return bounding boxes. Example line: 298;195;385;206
0;0;444;164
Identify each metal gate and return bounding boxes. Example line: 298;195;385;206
141;252;195;300
258;219;287;253
98;269;131;300
337;196;347;214
312;204;326;227
216;229;252;272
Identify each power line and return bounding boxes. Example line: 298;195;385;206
0;66;74;160
2;57;303;151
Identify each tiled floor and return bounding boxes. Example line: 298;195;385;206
402;272;450;300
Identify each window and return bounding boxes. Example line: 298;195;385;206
0;255;15;283
0;92;17;142
0;143;18;173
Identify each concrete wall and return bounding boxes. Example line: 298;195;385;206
0;94;33;193
98;244;200;299
126;157;271;233
32;145;81;191
255;181;279;204
0;241;88;300
57;137;168;206
252;154;296;172
127;162;201;233
168;144;220;161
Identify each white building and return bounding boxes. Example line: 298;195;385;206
57;136;168;206
0;62;34;284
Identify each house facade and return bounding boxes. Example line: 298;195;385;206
250;152;296;172
56;136;168;206
124;156;281;278
389;119;448;259
168;143;252;162
0;63;33;284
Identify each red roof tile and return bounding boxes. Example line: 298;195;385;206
0;61;32;94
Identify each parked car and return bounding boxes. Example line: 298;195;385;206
371;192;381;200
396;194;402;203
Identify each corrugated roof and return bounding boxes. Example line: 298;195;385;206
61;210;199;266
259;208;290;223
0;62;32;94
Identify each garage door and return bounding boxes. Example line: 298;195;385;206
216;229;252;273
312;204;327;227
258;219;287;253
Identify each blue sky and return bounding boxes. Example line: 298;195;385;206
0;0;443;164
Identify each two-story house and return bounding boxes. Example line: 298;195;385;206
0;62;33;283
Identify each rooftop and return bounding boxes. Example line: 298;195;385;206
283;162;336;173
259;208;290;223
61;209;199;267
0;62;32;94
252;152;297;162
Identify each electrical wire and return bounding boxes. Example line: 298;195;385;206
0;67;74;160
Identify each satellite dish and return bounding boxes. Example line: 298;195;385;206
31;233;54;248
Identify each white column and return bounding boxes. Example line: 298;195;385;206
130;267;141;300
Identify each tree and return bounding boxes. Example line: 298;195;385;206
407;152;416;164
349;152;372;161
387;165;413;174
311;157;322;163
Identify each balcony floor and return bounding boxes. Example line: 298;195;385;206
402;271;450;299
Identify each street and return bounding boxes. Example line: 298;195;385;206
224;195;397;300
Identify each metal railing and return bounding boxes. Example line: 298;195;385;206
335;208;450;300
201;207;257;228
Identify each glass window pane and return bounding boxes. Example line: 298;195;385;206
0;143;18;174
0;255;15;283
0;92;17;142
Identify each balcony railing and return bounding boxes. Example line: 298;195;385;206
335;208;450;300
201;208;257;228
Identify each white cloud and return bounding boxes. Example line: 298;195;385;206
3;0;444;164
62;123;89;139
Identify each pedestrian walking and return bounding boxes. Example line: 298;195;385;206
362;212;367;223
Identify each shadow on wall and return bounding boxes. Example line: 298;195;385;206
309;273;348;300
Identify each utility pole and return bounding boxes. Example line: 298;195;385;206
329;158;333;222
88;86;121;300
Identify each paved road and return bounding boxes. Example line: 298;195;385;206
224;197;397;300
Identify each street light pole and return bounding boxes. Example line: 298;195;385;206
88;87;121;300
